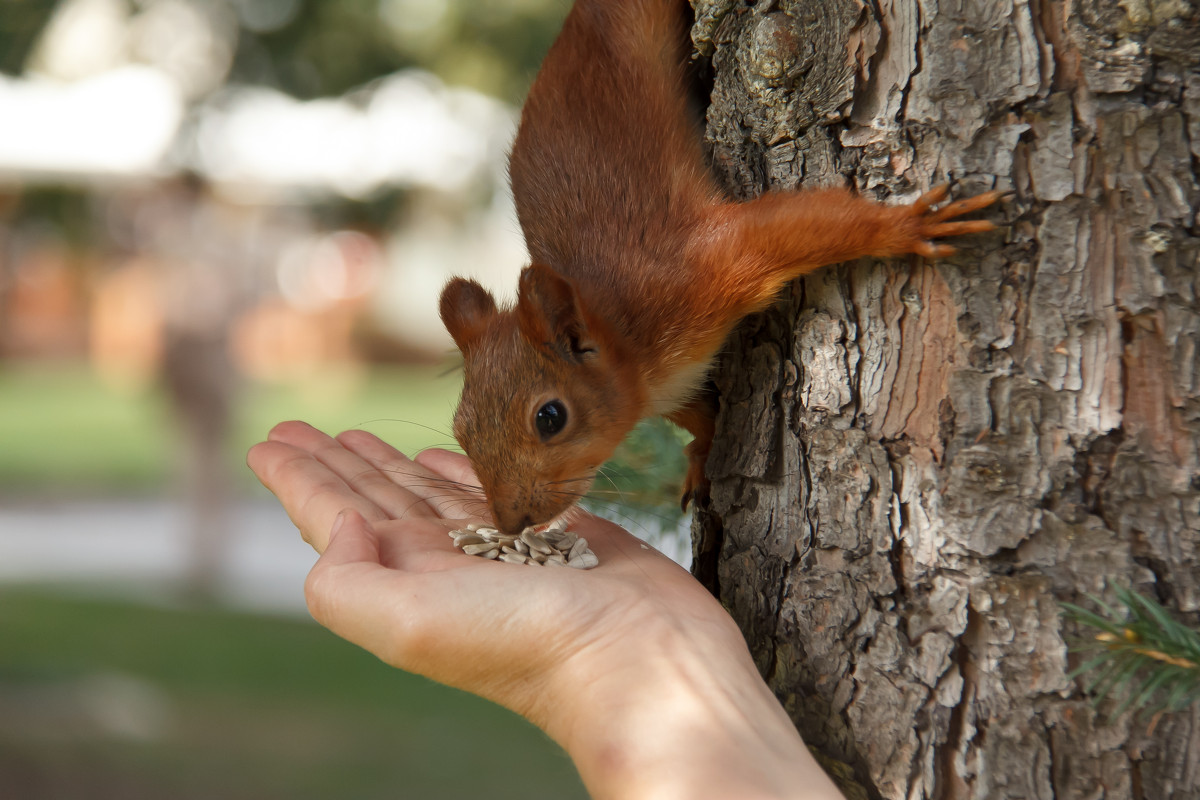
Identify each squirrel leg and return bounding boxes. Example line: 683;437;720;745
666;393;717;512
706;185;1001;311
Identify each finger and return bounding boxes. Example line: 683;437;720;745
927;190;1002;222
921;219;996;238
914;241;957;259
910;184;950;215
323;428;470;522
271;422;443;523
414;448;481;488
337;430;470;493
320;509;479;583
303;511;419;661
303;512;491;677
247;439;390;553
342;441;490;521
266;419;329;446
319;510;383;567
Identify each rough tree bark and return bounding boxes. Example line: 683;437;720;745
689;1;1200;798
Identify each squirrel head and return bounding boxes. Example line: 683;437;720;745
439;264;645;535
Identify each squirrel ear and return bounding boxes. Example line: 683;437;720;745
516;264;597;359
439;278;498;356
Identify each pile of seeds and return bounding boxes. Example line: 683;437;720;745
449;523;599;569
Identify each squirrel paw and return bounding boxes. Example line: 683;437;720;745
679;444;712;512
679;472;710;512
904;184;1004;258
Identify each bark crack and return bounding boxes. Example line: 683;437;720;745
934;604;980;800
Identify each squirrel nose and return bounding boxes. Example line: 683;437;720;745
509;514;535;535
495;507;535;536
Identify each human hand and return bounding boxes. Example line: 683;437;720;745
246;420;721;710
248;421;845;800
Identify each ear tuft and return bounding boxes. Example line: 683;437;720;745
516;264;597;359
439;278;498;356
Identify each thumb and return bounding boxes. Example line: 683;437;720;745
302;511;438;672
321;509;382;566
304;509;383;627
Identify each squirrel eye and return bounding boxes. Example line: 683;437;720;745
535;400;568;440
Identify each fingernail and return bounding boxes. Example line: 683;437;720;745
331;510;349;539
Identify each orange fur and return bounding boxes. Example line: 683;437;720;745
439;0;998;533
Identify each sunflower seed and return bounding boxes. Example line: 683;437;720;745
567;552;599;569
568;537;589;562
520;530;554;554
449;525;598;569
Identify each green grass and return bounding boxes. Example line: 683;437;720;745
236;365;464;456
0;364;171;492
0;589;587;799
0;362;464;496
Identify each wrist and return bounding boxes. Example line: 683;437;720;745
539;614;845;800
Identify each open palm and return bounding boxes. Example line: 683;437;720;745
247;421;733;724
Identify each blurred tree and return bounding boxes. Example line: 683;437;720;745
693;0;1200;797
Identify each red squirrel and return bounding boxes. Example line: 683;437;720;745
438;0;999;535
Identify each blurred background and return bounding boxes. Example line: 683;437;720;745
0;1;687;796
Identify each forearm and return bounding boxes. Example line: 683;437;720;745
539;618;846;800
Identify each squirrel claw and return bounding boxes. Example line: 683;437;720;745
679;479;710;513
908;185;1002;259
926;189;1004;223
911;184;952;215
679;460;711;512
915;241;957;259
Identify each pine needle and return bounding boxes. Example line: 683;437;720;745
1062;585;1200;717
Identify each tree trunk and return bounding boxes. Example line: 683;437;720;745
690;1;1200;797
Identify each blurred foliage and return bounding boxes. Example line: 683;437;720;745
0;589;587;799
3;0;567;102
6;187;95;250
590;417;689;528
231;0;419;99
0;0;58;75
232;0;567;102
306;187;412;235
